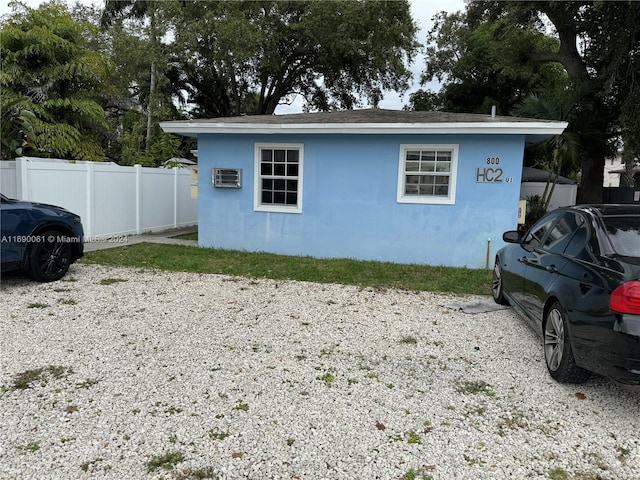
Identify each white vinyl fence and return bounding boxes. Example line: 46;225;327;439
0;157;197;238
520;182;577;211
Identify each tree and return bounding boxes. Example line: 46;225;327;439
418;1;640;203
619;86;640;187
169;0;420;117
1;1;113;160
512;82;606;181
418;10;566;115
101;0;166;153
459;1;640;203
100;0;195;165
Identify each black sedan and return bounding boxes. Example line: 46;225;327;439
492;204;640;386
1;194;84;282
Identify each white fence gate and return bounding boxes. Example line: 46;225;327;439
0;157;197;238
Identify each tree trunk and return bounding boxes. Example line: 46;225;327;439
146;61;156;154
146;4;157;154
576;150;604;204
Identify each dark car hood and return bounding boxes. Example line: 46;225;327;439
11;199;73;215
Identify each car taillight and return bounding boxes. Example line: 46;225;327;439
610;281;640;315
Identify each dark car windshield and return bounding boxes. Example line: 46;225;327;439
603;216;640;257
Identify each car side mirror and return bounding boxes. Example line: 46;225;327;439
502;230;521;243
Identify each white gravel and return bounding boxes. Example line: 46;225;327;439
1;263;639;480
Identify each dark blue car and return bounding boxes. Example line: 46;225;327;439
1;194;84;282
492;204;640;386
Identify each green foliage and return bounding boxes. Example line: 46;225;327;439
149;133;182;164
1;2;113;160
11;365;74;390
421;9;565;115
100;1;195;163
405;89;442;112
171;0;419;116
2;1;418;162
524;194;548;230
423;1;640;202
455;379;495;397
146;450;184;472
0;95;38;158
513;81;607;181
81;243;492;295
619;87;640;185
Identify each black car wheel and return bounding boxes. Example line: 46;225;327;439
27;231;72;282
543;301;591;383
492;260;509;305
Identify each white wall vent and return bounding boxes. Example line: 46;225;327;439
212;168;242;188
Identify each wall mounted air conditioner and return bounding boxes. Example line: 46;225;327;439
212;168;242;188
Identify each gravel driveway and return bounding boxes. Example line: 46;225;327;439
1;264;639;480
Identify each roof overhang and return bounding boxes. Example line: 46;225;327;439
160;121;568;140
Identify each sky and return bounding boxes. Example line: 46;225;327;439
1;0;468;113
377;0;467;112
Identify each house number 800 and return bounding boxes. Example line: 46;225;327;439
486;157;500;165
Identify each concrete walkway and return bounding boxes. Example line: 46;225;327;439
84;226;198;252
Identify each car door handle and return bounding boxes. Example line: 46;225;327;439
546;265;558;273
519;256;529;263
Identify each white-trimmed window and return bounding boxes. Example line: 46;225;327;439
397;144;458;205
254;143;303;213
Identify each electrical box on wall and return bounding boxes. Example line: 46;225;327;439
212;168;242;188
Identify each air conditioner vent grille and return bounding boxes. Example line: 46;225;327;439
213;168;241;188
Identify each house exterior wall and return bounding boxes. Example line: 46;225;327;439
197;133;525;268
604;154;623;187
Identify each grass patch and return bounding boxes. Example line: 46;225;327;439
399;335;418;345
317;372;336;385
27;302;48;309
390;431;422;445
82;244;491;295
406;431;422;444
548;467;569;480
208;428;230;441
58;298;77;305
455;380;496;397
98;278;127;285
174;466;217;479
400;466;434;480
12;365;73;390
75;378;99;389
233;401;249;412
146;451;184;473
19;442;40;453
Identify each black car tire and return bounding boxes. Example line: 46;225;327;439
27;231;72;282
543;301;591;384
492;260;509;305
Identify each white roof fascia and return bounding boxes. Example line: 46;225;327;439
159;121;568;136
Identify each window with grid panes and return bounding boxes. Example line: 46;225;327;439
397;145;458;205
254;144;303;213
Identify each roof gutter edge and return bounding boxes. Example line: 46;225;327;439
160;121;568;136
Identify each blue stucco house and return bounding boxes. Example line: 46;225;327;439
161;109;566;268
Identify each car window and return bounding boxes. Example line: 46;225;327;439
541;212;582;253
524;211;563;248
602;215;640;257
563;214;593;260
